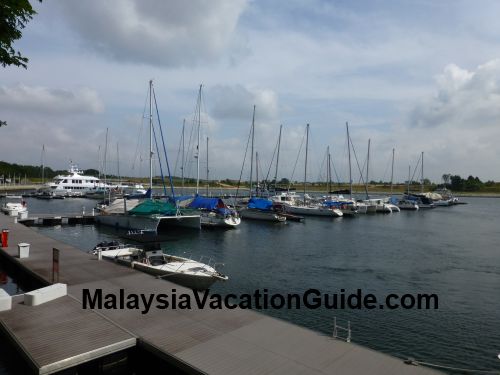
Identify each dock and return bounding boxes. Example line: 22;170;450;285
0;213;441;374
18;213;96;227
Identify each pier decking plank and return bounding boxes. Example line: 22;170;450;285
0;214;441;374
0;295;135;374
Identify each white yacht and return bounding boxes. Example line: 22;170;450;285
45;164;115;196
91;242;228;290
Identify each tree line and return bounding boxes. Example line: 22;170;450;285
441;174;497;192
0;161;99;180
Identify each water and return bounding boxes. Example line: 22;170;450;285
4;197;500;373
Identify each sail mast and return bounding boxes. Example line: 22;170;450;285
346;122;352;200
181;119;185;195
274;124;282;191
149;80;153;192
364;138;370;199
256;151;259;197
206;136;209;196
390;148;395;195
407;164;411;195
41;144;45;185
421;151;424;193
327;146;332;194
303;124;309;204
196;84;202;195
249;105;255;197
117;143;121;185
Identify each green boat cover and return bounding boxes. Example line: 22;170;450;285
128;200;177;216
128;199;198;216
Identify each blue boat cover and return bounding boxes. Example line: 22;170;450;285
188;196;226;210
248;197;273;210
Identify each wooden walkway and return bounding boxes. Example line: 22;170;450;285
0;214;441;374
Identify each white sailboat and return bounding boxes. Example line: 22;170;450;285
285;124;343;218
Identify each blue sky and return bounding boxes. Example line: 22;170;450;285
2;0;500;182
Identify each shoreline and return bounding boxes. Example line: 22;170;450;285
1;184;500;198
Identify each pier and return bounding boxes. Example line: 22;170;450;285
0;213;441;374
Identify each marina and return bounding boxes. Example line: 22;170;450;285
2;2;500;373
1;196;499;374
0;203;446;375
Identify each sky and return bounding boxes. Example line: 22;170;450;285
2;0;500;183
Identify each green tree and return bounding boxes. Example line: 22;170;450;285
0;0;37;68
1;0;39;127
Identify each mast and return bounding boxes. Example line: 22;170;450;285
206;136;209;196
421;151;424;193
181;119;185;195
390;148;395;195
196;84;202;195
327;146;332;194
249;105;255;197
407;164;411;195
346;122;352;200
149;80;153;191
117;143;121;185
103;127;108;189
274;124;282;191
256;151;259;197
41;144;45;185
303;124;309;204
364;138;370;199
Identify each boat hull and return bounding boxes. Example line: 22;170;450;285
286;205;343;217
96;214;201;231
240;209;286;222
200;212;241;228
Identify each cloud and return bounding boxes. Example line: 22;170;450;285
410;60;500;128
209;84;280;121
0;84;104;114
57;0;248;67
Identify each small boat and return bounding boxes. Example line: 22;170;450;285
1;196;27;216
188;196;241;228
397;199;419;210
91;242;228;290
239;197;286;222
286;203;343;217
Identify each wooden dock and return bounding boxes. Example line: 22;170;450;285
0;213;441;374
19;213;96;227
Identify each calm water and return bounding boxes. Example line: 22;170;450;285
3;196;500;373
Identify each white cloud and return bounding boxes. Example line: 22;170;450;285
209;84;279;121
0;84;104;114
57;0;248;67
410;60;500;129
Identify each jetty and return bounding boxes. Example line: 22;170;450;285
0;213;441;374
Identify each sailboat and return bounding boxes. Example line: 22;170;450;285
285;124;343;217
96;80;201;232
238;106;287;222
403;152;435;209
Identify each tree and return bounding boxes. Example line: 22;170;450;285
1;0;39;127
0;0;37;68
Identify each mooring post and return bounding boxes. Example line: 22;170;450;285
333;317;337;338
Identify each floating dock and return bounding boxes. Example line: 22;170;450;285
0;213;441;374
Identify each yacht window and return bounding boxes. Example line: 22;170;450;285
63;179;67;183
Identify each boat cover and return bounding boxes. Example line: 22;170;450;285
188;196;226;210
128;200;177;215
248;197;273;210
